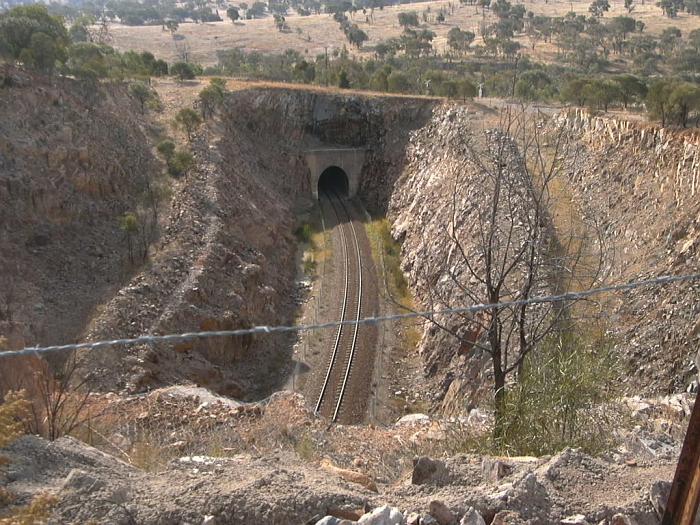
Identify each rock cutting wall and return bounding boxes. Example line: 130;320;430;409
69;87;434;399
384;105;700;414
555;109;700;395
0;66;161;354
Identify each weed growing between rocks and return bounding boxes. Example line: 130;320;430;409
0;493;58;525
365;216;422;347
0;391;28;450
0;390;59;524
496;329;622;456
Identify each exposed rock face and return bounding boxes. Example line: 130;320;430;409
387;106;550;413
556;109;700;396
0;66;161;351
383;103;700;414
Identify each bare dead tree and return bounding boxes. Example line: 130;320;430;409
0;353;94;441
400;109;607;437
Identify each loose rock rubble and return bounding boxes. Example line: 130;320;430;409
0;389;689;524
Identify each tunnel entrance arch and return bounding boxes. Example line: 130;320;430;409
304;148;367;199
318;166;349;197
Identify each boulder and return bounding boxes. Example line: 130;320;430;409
397;413;430;425
459;507;486;525
561;515;588;524
315;518;342;525
61;469;105;493
357;505;403;525
412;457;449;485
407;512;421;525
429;500;456;525
482;458;514;482
649;480;670;518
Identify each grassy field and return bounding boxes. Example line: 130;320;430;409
107;0;700;66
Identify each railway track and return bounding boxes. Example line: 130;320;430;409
314;191;363;423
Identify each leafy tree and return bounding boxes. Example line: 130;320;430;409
20;32;65;73
668;82;700;127
397;11;419;29
345;25;368;48
68;16;94;43
129;82;154;114
560;77;589;106
588;0;610;17
170;61;196;81
273;13;286;31
458;78;477;100
168;149;194;176
0;5;69;69
165;20;179;35
448;27;475;54
65;42;109;79
514;70;553;101
293;60;316;83
659;27;682;57
613;74;646;108
338;69;350;88
657;0;682;17
369;66;391;91
227;6;240;22
583;78;620;110
387;71;411;92
646;79;674;126
492;0;512;19
198;83;225;119
174;108;202;141
248;2;267;18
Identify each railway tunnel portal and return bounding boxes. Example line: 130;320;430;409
304;148;367;199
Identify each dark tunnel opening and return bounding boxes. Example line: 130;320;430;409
318;166;349;198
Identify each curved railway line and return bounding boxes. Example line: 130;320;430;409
314;191;364;423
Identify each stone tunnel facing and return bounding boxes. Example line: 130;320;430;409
317;166;350;198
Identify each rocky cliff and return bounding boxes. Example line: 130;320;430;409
556;109;700;395
0;66;161;354
385;104;700;415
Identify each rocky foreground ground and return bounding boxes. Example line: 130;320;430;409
0;388;694;525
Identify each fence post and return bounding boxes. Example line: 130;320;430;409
662;389;700;525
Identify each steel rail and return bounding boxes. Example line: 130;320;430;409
331;194;363;423
314;192;350;415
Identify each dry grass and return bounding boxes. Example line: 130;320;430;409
0;494;58;525
107;0;699;66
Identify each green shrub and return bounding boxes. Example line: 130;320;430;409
167;150;194;177
377;220;408;299
294;223;313;243
156;139;176;160
496;329;620;456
